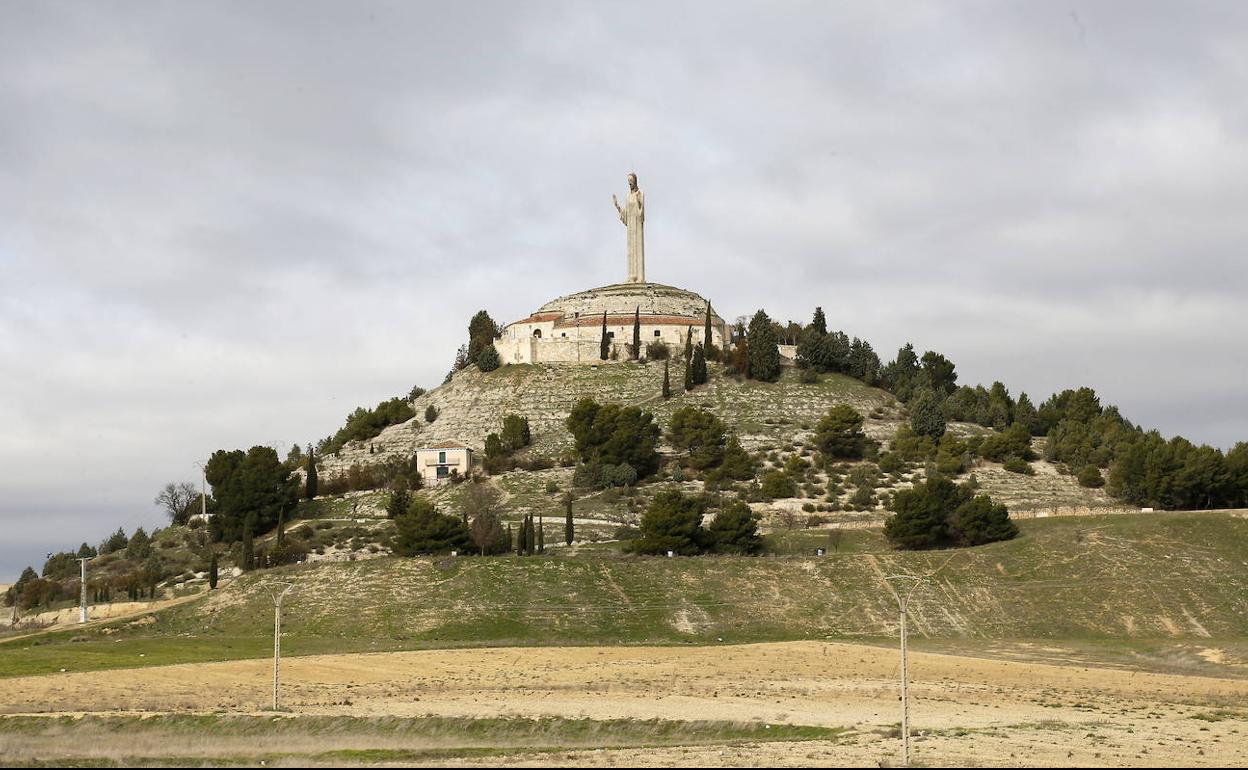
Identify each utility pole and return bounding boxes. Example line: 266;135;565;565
76;557;91;624
883;574;923;766
266;582;295;711
194;461;208;520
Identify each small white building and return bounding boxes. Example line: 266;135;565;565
415;441;474;485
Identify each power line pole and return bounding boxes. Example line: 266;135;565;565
883;574;922;766
76;557;91;624
266;582;295;710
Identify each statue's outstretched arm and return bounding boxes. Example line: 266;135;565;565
613;194;626;224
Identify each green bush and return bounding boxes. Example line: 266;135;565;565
1003;456;1035;475
1077;464;1105;488
392;499;471;555
477;345;501;372
760;470;797;500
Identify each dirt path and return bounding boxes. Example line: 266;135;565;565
3;640;1246;766
0;591;206;645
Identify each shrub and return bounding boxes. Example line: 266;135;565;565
798;367;819;384
424;404;439;423
760;470;797;500
545;480;560;494
645;340;670;360
1077;464;1105;488
477;345;501;372
1003;456;1035;475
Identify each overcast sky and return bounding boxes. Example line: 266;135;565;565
2;1;1246;580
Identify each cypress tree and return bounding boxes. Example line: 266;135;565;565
683;358;693;392
745;310;781;382
506;523;513;551
691;344;707;386
662;359;671;398
537;517;545;553
564;493;574;545
684;326;693;366
599;311;610;360
631;306;641;360
304;448;318;499
703;302;713;354
276;509;286;548
241;517;255;572
525;514;536;556
208;552;218;590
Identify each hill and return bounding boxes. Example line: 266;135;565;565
4;510;1245;679
316;362;1121;518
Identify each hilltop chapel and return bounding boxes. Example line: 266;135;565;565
495;173;729;364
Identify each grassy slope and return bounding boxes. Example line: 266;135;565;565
3;510;1245;679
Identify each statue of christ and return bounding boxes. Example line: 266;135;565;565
613;172;645;283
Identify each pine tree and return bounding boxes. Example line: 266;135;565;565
662;359;671;398
564;492;574;545
631;306;641;360
208;552;218;590
304;449;318;500
599;311;610;361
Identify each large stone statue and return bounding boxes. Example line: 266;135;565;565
613;172;645;283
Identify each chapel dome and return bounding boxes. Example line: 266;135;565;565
534;282;723;325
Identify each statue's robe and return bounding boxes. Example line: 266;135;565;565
620;188;645;283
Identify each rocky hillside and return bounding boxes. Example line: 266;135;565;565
316;362;1123;518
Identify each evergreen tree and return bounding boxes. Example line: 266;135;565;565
703;301;715;359
208;553;218;590
627;489;706;555
476;345;501;372
466;310;501;365
684;326;693;366
1014;392;1040;435
706;501;763;554
537;517;545;553
683;357;693;392
719;434;756;480
745;310;780;381
393;499;472;555
564;492;575;545
631;306;641;360
667;406;727;470
599;311;610;360
814;405;867;459
304;449;318;499
690;344;708;387
386;487;412;519
909;387;948;439
662;359;671;399
809;306;828;336
241;517;255;571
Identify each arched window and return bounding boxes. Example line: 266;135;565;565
532;328;542;338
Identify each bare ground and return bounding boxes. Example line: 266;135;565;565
2;640;1246;766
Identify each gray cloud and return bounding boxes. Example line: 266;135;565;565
2;1;1246;578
